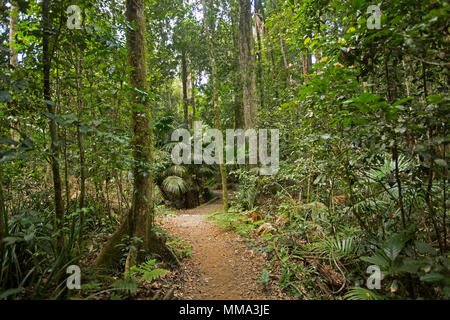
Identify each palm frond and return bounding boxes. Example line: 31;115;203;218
165;165;188;177
344;287;383;300
162;176;188;196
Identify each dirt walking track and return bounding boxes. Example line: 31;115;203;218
161;192;286;300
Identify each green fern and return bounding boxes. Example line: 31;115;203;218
111;278;138;295
140;269;169;282
129;259;169;283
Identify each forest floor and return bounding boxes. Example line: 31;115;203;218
160;191;288;300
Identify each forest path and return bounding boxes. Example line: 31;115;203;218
161;191;285;300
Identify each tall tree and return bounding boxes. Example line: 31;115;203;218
42;0;65;252
181;48;189;126
238;0;258;130
201;0;228;212
0;170;5;258
230;0;244;129
254;0;265;108
95;0;177;269
1;0;20;259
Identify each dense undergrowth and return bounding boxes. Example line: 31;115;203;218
209;157;449;300
1;0;448;301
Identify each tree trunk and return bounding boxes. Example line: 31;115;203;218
238;0;258;130
95;0;177;269
0;167;5;258
181;48;189;127
9;1;18;67
280;35;290;87
202;0;228;212
254;0;265;108
8;2;19;143
2;2;17;254
231;0;244;129
191;73;196;124
42;0;65;253
75;61;86;223
302;51;312;83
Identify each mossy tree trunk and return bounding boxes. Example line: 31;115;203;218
95;0;177;270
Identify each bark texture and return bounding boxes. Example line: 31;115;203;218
95;0;177;270
231;0;244;129
238;0;258;130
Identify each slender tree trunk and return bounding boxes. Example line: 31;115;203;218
0;167;5;258
402;58;411;97
63;131;70;213
279;35;290;87
202;0;228;212
95;0;177;269
105;176;111;219
4;1;19;250
75;56;86;214
9;1;18;67
43;0;65;253
238;0;258;130
181;48;189;127
8;2;19;143
302;51;312;83
231;0;244;129
191;74;196;123
254;0;265;108
115;171;123;219
56;57;70;214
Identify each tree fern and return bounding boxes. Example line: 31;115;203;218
162;175;188;196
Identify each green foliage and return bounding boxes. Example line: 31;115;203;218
162;175;188;196
207;211;263;237
110;278;138;296
344;287;383;300
166;239;192;259
1;0;448;301
359;233;450;299
231;169;260;210
128;259;169;283
0;210;82;299
258;269;271;284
